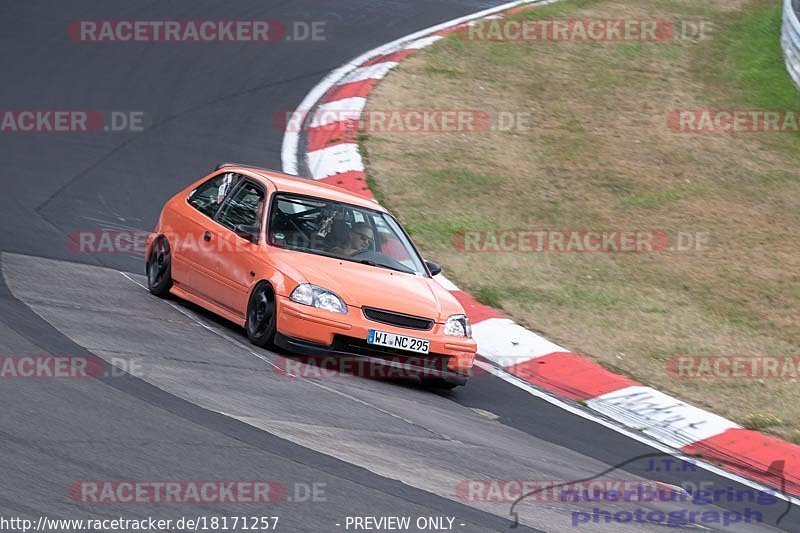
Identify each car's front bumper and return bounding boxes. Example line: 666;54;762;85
274;333;471;386
275;296;476;379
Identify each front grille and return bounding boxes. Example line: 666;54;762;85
362;307;434;331
332;335;450;370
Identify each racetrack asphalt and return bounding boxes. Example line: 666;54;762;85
1;1;798;531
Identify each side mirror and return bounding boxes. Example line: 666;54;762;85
425;261;442;276
234;224;259;244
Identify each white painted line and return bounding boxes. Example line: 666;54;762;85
340;62;399;84
309;97;367;128
473;360;796;506
281;0;551;176
586;386;740;449
307;143;364;179
403;35;444;50
471;318;565;366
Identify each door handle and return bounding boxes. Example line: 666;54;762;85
203;231;212;242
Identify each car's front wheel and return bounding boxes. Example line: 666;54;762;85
423;378;461;390
147;236;173;297
246;282;277;348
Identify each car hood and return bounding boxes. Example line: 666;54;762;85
273;250;459;321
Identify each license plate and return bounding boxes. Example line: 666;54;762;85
367;330;430;354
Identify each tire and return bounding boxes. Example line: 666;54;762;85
246;282;277;348
146;236;173;297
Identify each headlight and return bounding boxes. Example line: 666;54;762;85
290;283;348;314
444;314;471;337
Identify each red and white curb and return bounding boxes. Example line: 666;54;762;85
281;0;800;499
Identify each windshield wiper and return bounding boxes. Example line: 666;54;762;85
355;259;414;274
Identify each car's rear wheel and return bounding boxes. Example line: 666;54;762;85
147;236;173;297
246;282;277;348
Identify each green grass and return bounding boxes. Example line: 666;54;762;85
762;170;800;183
424;64;465;78
425;168;495;189
540;132;591;162
476;287;503;307
473;285;631;311
403;216;493;247
425;37;471;76
592;173;638;195
488;42;528;65
695;2;800;110
743;412;783;430
724;4;800;109
620;183;706;208
615;41;686;62
686;2;800;160
364;173;387;206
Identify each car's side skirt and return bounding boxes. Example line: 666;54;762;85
170;283;246;328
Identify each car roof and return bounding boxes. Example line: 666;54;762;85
219;164;387;212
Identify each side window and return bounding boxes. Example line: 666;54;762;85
373;214;413;263
216;181;265;231
188;172;240;218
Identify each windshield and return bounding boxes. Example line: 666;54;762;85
267;193;428;275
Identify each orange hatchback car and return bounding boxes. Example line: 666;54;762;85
146;163;476;387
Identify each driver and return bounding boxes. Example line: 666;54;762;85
331;222;374;256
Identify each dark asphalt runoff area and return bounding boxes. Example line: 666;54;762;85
1;1;798;531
